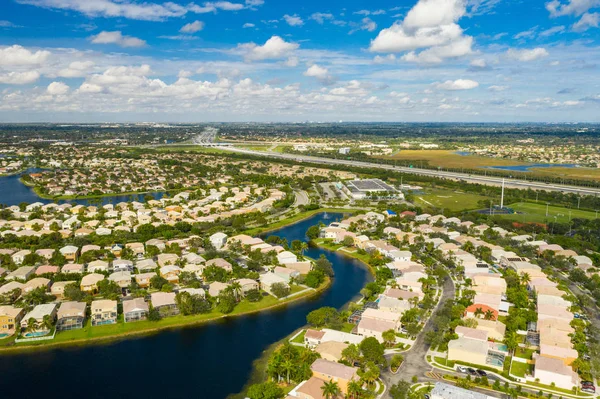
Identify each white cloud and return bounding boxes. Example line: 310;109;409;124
310;12;334;24
180;20;204;33
0;45;50;66
77;82;104;94
90;31;146;48
514;26;538;39
47;81;70;95
0;20;18;28
539;25;566;36
0;71;40;84
350;17;377;33
243;23;255;28
304;64;329;79
283;14;304;26
239;36;299;61
488;85;509;91
284;57;299;67
373;54;396;64
546;0;600;17
370;0;473;64
470;58;487;68
436;79;479;90
57;61;95;77
16;0;259;21
506;47;549;62
573;12;599;31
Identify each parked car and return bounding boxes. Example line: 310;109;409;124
476;369;487;377
581;381;594;387
457;366;468;373
467;367;477;376
581;387;595;394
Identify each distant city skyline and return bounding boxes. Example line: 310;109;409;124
0;0;599;122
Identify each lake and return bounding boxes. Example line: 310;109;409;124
0;212;372;399
0;168;165;206
486;164;578;172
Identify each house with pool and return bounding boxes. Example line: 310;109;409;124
91;300;118;326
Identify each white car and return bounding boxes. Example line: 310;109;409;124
457;366;468;373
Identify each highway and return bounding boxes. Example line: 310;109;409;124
219;146;600;197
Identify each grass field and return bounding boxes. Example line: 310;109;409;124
385;150;528;169
497;202;599;223
414;188;493;212
528;166;600;182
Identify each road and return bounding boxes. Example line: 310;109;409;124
293;190;310;207
218;146;600;196
380;274;455;395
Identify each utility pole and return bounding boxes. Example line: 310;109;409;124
500;178;505;209
546;203;549;217
577;196;581;209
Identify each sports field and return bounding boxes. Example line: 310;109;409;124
414;188;493;212
497;202;599;223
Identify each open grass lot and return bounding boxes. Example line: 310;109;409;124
528;166;600;183
414;188;494;212
384;150;528;169
497;202;599;224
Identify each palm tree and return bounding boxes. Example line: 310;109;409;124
347;380;363;399
484;309;495;321
520;272;531;286
300;242;308;257
25;317;37;334
41;315;53;332
281;359;294;384
321;380;341;399
230;281;242;301
474;307;484;319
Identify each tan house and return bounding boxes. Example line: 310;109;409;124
150;292;179;317
159;266;182;284
80;273;105;293
56;301;86;331
310;359;359;395
135;272;156;288
51;281;77;299
91;300;117;326
22;277;51;294
315;341;349;362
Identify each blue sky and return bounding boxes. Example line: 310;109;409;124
0;0;599;122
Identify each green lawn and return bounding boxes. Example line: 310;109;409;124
510;360;532;378
414;188;493;212
514;347;535;360
497;202;599;223
291;330;306;344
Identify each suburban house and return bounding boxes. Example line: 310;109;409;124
136;258;157;272
0;305;24;336
87;260;109;273
157;253;179;267
80;273;105;293
357;317;396;342
59;245;79;261
51;280;77;299
6;266;35;281
533;355;579;390
236;278;260;294
61;263;84;274
310;358;359;395
108;271;132;288
205;258;233;272
160;265;182;284
209;232;228;250
151;292;179;317
135;272;156;288
304;328;363;348
123;298;149;323
56;301;87;331
22;277;51;294
259;273;289;296
314;341;349;362
113;259;134;272
21;303;58;333
430;382;489;399
208;281;229;297
447;326;508;370
91;300;118;326
273;266;300;283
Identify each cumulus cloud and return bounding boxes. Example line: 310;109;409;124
573;12;599;31
180;20;204;33
57;61;95;78
0;70;40;84
239;36;299;61
546;0;600;17
0;45;50;66
436;79;479;90
304;64;329;79
16;0;260;21
283;14;304;26
90;31;146;48
369;0;473;64
506;47;549;61
47;81;70;95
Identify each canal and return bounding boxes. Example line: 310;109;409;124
0;168;166;206
0;212;372;399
